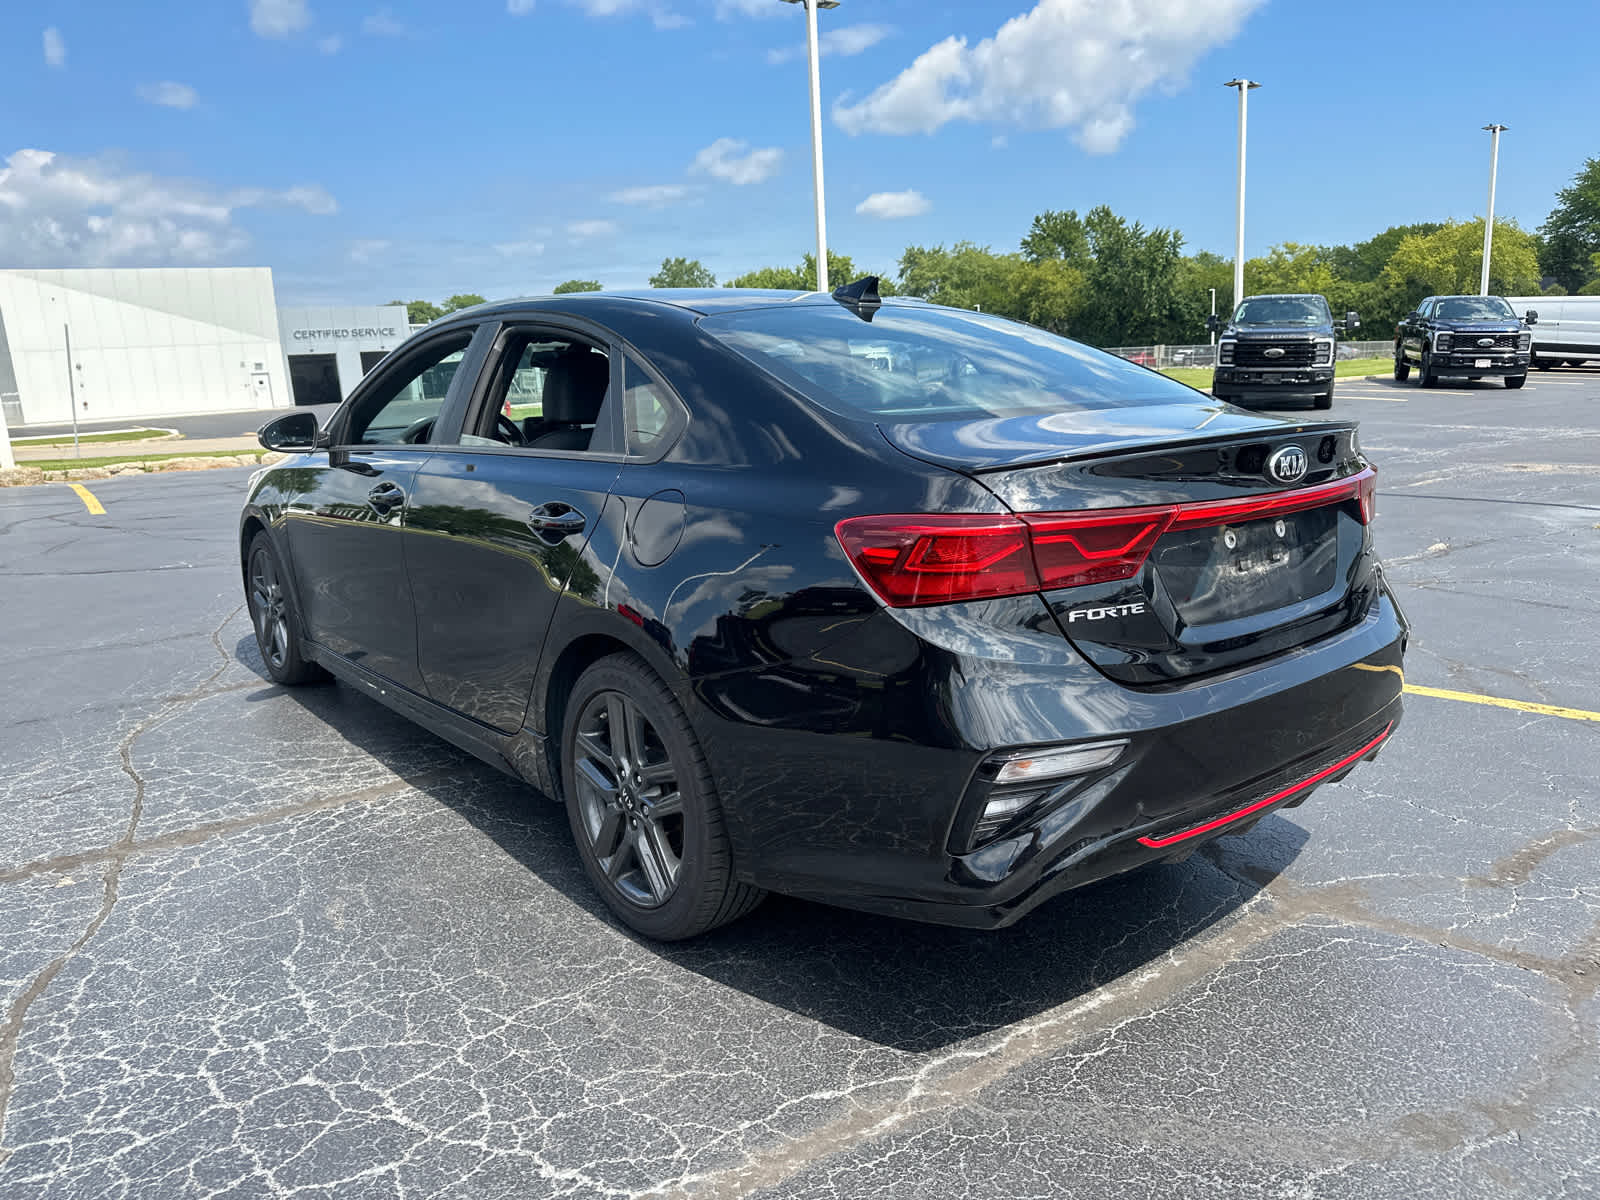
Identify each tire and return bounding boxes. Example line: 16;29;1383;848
561;652;764;940
1505;374;1527;389
1420;352;1438;388
1393;355;1410;382
245;532;326;686
1567;359;1584;368
1532;353;1552;370
1313;388;1334;410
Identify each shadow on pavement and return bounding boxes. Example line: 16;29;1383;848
236;635;1306;1053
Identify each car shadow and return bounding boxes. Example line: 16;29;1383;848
235;636;1307;1053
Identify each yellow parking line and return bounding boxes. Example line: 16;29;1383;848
1403;683;1600;724
67;483;106;515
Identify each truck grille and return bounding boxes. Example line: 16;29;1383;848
1235;342;1316;368
1455;333;1519;351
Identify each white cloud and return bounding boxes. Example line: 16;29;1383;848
317;35;343;53
494;239;546;256
607;183;692;208
508;0;535;13
768;23;891;65
43;27;66;68
250;0;310;38
716;0;786;18
0;148;336;267
691;138;783;186
362;8;405;35
566;0;689;28
567;219;618;238
348;239;391;263
137;81;200;110
855;189;929;220
832;0;1265;153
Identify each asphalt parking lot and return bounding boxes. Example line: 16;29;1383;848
2;370;1598;1198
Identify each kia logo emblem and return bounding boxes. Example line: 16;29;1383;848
1263;347;1286;358
1266;445;1309;484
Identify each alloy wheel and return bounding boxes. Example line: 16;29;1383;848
572;691;684;908
248;549;290;671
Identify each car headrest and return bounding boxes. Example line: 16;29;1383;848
540;351;609;425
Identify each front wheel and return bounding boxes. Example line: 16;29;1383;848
562;653;764;940
1313;388;1334;410
1532;353;1552;370
1420;352;1439;388
1505;374;1527;389
245;532;326;686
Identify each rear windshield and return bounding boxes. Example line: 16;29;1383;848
699;304;1201;421
1233;296;1331;326
1435;297;1516;320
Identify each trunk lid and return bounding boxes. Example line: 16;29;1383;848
879;404;1379;686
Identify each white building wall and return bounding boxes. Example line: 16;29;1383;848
277;305;412;401
0;268;289;425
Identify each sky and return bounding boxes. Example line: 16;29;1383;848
4;0;1596;305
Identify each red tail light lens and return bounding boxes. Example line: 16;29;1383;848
833;515;1036;607
836;467;1376;609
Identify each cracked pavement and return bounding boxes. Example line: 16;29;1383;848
2;371;1598;1198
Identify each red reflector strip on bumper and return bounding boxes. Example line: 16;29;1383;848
1135;722;1394;850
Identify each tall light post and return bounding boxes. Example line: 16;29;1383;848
1480;123;1508;296
1224;79;1260;309
1208;287;1217;344
780;0;838;292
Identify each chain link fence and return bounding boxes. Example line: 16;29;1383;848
1105;339;1394;370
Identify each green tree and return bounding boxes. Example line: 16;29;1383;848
1071;206;1188;347
1377;218;1541;304
898;242;1022;315
1175;251;1234;337
1539;158;1600;292
1324;223;1445;283
442;293;487;313
649;257;716;288
727;251;894;292
393;299;443;325
552;279;602;294
1245;243;1338;297
1020;209;1091;266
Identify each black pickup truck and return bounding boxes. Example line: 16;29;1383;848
1393;295;1535;388
1208;293;1359;410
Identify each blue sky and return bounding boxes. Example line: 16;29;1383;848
5;0;1595;304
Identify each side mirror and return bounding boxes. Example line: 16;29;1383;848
1345;311;1361;330
1205;314;1222;334
1525;309;1539;325
258;411;321;452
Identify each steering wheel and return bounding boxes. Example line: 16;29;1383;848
495;414;526;446
400;416;434;444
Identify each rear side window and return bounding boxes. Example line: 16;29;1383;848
622;354;676;455
700;304;1200;422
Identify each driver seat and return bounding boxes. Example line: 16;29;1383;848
525;351;609;450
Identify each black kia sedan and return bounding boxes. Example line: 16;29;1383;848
241;284;1406;940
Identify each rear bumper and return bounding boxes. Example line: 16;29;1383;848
715;586;1408;929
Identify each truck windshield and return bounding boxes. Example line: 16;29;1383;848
1233;297;1331;326
1435;297;1516;320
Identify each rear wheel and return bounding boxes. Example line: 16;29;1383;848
1393;354;1410;382
1505;374;1527;389
1313;388;1333;410
562;653;764;940
1567;359;1585;368
245;532;325;686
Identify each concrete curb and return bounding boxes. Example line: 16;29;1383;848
0;452;287;489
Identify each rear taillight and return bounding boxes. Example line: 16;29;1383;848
836;467;1377;608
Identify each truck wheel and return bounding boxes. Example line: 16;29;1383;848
1532;353;1551;370
1505;375;1527;389
1393;356;1410;382
1313;388;1334;410
1420;352;1438;388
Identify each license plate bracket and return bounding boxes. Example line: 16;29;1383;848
1475;358;1492;368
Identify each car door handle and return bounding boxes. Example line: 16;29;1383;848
527;503;586;538
367;481;405;512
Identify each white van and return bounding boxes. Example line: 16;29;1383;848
1505;295;1600;367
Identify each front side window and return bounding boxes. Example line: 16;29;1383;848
346;332;473;445
702;304;1200;422
1435;297;1516;321
1232;296;1331;326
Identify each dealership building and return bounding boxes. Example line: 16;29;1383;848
0;268;417;428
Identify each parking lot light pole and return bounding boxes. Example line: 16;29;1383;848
1209;287;1217;344
780;0;839;293
1481;124;1508;296
1225;79;1260;309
